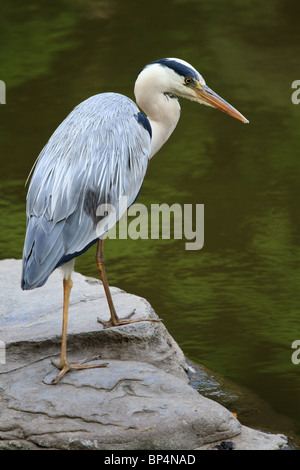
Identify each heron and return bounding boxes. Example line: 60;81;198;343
21;58;248;384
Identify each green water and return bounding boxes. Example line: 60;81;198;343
1;0;300;441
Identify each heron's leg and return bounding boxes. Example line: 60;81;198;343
48;274;107;385
58;274;73;369
95;239;121;326
95;239;162;328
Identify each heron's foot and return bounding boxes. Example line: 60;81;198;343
47;355;108;385
97;309;162;329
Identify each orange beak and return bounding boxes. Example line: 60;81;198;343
194;84;249;124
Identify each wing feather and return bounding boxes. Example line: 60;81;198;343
22;93;151;289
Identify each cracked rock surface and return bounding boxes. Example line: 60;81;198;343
0;259;288;450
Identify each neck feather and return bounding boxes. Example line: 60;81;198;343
134;86;181;158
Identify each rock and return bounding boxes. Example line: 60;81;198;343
197;426;289;450
0;259;289;450
1;358;242;450
1;259;187;381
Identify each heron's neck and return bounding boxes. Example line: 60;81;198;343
135;90;181;158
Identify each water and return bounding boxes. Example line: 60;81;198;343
1;0;300;442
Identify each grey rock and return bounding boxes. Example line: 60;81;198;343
0;358;241;450
0;259;187;381
0;259;288;450
197;426;289;450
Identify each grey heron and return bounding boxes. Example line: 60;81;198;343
21;58;248;384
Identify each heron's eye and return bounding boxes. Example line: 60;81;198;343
184;78;193;85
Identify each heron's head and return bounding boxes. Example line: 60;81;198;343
136;58;248;124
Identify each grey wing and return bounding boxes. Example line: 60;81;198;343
21;93;151;290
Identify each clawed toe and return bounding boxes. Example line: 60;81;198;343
47;356;108;385
97;310;162;329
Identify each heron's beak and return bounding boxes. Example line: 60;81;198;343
193;84;249;124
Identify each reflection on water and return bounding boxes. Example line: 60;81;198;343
1;0;300;440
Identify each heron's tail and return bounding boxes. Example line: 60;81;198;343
21;214;99;290
21;216;65;290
